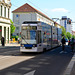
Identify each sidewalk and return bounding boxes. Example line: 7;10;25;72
64;49;75;75
70;54;75;75
0;43;20;48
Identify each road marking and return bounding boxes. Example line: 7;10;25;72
24;70;35;75
63;54;75;75
0;56;35;70
0;56;11;60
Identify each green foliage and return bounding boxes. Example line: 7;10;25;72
66;32;72;39
11;36;15;38
11;36;19;40
60;26;75;39
72;35;75;39
60;26;66;37
10;19;16;34
15;36;19;40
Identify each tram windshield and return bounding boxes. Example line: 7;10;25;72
21;26;37;44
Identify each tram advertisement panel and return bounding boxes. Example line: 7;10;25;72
58;28;62;45
41;22;52;49
52;26;58;48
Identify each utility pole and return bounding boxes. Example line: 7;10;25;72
52;18;60;22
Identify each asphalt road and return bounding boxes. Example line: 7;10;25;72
0;46;74;75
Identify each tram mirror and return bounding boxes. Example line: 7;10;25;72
22;37;24;39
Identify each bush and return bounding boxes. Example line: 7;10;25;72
11;36;15;38
11;35;19;41
15;36;19;40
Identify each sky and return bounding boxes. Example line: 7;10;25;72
11;0;75;31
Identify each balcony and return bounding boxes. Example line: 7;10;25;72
0;16;10;24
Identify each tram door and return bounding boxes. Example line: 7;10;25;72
37;30;43;52
37;31;41;44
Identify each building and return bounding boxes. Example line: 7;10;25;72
60;16;72;34
12;3;61;36
0;0;11;44
72;31;75;36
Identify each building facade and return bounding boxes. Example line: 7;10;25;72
12;3;61;36
60;16;72;34
72;31;75;36
0;0;11;44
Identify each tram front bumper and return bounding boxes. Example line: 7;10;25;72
20;47;38;52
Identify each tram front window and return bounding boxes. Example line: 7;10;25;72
21;30;36;44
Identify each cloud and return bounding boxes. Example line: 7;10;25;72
51;8;68;12
44;8;49;11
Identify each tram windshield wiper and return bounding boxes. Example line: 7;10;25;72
21;34;29;44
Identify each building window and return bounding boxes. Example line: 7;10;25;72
8;9;9;18
0;6;1;16
4;7;6;17
1;6;2;16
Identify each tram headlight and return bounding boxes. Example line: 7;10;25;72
33;44;37;47
33;45;35;47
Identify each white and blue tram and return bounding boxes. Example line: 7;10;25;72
20;21;61;52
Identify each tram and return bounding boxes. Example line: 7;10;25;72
20;21;62;52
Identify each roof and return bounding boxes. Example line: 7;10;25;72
12;3;53;21
72;31;75;33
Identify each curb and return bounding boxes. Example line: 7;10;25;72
0;46;20;49
0;44;20;48
63;53;75;75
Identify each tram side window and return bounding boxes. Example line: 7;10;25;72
37;31;41;44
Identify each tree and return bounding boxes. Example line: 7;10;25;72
72;35;75;39
66;32;72;39
60;26;66;37
10;19;16;36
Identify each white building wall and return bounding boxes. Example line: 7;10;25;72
13;12;37;35
60;19;72;34
36;13;53;25
0;23;10;43
66;24;72;34
60;20;64;27
0;0;11;44
13;12;54;35
5;0;11;4
0;6;1;16
20;13;37;22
